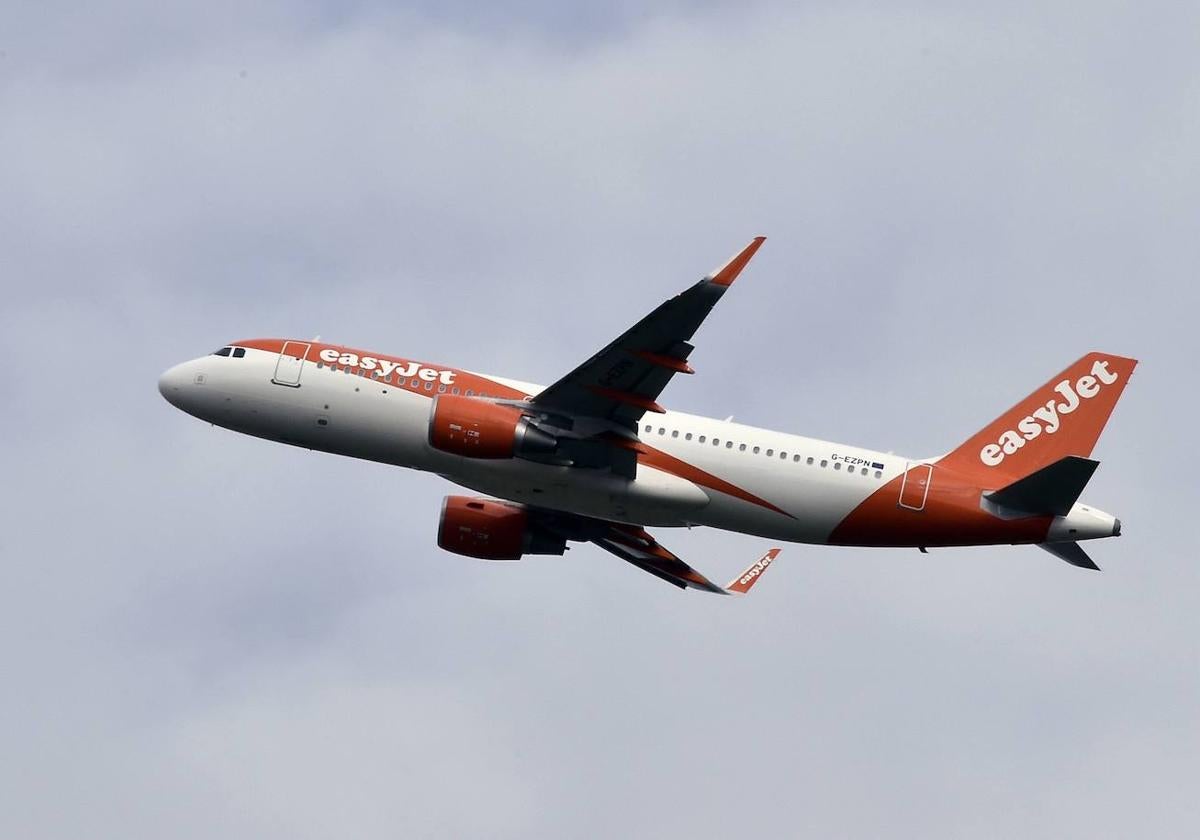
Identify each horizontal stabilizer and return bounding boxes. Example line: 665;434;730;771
986;455;1099;516
1038;541;1100;571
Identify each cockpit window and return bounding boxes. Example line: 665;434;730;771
213;347;232;356
232;347;246;358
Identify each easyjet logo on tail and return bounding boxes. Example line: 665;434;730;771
979;359;1120;467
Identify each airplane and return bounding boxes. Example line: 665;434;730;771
158;237;1137;594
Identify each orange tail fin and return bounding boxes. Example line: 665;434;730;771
938;352;1138;484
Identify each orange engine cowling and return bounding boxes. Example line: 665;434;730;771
428;394;557;459
437;496;567;560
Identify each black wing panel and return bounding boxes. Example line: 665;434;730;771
530;237;765;426
524;506;779;594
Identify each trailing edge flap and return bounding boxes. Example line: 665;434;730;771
985;455;1099;516
1038;541;1100;571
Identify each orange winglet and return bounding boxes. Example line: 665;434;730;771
588;386;666;414
708;236;766;287
632;350;695;374
724;548;781;595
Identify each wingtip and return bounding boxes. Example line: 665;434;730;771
724;547;781;595
708;236;767;287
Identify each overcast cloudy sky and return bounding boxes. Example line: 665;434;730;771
2;2;1197;837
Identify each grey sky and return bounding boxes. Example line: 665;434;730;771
2;2;1197;837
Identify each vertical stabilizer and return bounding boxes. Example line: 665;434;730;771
938;353;1137;484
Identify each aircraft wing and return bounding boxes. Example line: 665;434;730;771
522;504;780;594
592;523;781;595
530;237;765;427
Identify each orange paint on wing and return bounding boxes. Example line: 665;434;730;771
588;386;666;414
632;350;694;374
708;236;766;287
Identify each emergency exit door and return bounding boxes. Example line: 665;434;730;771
898;463;933;511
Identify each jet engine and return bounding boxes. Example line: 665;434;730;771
428;395;557;459
437;496;567;560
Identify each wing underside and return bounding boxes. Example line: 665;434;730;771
530;237;766;428
526;505;779;594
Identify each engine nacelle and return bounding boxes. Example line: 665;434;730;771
428;395;557;459
437;496;567;560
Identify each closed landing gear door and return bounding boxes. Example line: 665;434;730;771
272;341;310;387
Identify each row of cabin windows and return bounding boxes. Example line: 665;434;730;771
213;346;246;358
313;361;500;399
644;423;883;479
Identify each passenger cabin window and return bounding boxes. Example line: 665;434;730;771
214;347;232;357
699;436;706;444
232;347;246;358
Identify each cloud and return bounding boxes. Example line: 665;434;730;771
1;2;1198;837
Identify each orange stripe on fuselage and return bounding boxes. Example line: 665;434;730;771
828;463;1052;547
636;445;794;519
235;338;528;400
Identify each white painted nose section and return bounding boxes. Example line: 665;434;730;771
157;362;191;408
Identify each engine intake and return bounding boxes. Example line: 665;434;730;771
429;395;557;460
437;496;567;560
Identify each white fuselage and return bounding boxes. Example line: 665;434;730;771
160;341;1121;550
158;345;908;543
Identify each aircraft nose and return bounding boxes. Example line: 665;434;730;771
158;363;189;407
